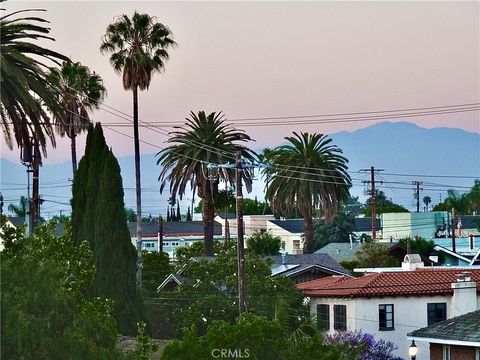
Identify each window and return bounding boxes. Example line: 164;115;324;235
442;345;450;360
333;305;347;331
316;304;330;330
379;304;394;330
476;348;480;360
427;303;447;326
281;241;286;250
293;240;300;249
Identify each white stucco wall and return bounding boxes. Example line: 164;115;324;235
381;211;449;240
310;293;479;360
266;221;303;254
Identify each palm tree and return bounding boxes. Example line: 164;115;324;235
1;9;67;158
100;12;176;285
265;132;351;254
8;196;28;218
423;196;432;212
156;111;257;256
48;61;106;176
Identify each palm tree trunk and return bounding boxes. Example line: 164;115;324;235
203;181;214;256
71;132;77;176
133;86;143;288
303;205;314;254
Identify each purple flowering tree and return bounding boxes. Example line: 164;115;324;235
326;331;403;360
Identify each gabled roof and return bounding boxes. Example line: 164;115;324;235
434;244;472;263
7;216;26;227
300;268;480;298
268;253;348;274
408;310;480;345
268;219;305;233
314;242;362;262
128;221;222;237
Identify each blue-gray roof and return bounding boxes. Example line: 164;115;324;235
269;219;305;233
268;253;348;275
128;221;222;237
314;242;362;262
460;215;480;230
354;217;379;232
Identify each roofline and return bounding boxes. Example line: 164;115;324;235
156;273;183;292
282;264;350;277
470;248;480;266
407;336;480;347
434;245;472;262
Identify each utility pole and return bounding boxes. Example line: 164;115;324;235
0;192;3;225
158;215;164;253
412;181;423;213
236;150;246;315
451;208;456;253
361;166;383;241
31;139;41;229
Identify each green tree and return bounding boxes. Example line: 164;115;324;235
100;12;176;286
423;196;432;212
247;229;281;256
1;222;120;359
1;8;67;158
176;202;181;222
265;132;351;254
7;196;28;218
313;211;354;250
398;236;445;264
125;207;136;222
142;250;172;296
48;60;106;176
186;206;192;221
363;191;409;216
71;123;143;335
355;242;398;268
156;111;256;256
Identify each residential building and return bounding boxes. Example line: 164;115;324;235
298;267;480;360
381;211;450;241
408;310;480;360
267;219;304;254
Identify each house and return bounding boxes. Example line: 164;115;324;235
269;253;350;284
408;310;480;360
381;211;450;241
298;267;480;360
314;242;363;263
128;220;222;258
267;219;305;254
214;214;275;239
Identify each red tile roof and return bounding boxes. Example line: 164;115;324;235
298;269;480;298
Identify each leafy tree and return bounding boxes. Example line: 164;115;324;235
243;197;272;215
423;196;432;212
433;181;480;215
7;196;28;218
100;12;177;285
1;8;67;159
125;207;136;222
247;229;281;256
141;250;173;296
1;222;120;359
48;60;106;176
71;123;143;335
156;111;257;256
398;236;445;264
326;331;403;360
161;314;355;360
364;191;409;216
265;132;351;254
158;241;304;336
313;211;354;250
355;242;398;268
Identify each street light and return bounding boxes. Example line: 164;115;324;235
409;340;418;360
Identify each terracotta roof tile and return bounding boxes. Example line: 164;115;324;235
296;275;349;290
300;269;480;298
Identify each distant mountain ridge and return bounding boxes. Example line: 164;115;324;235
1;122;478;217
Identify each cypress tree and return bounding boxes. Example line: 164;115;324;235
72;123;143;335
171;206;175;222
176;202;181;222
186;206;192;222
166;206;171;222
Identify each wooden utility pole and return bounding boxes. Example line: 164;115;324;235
412;181;423;213
31;139;41;229
451;208;456;253
361;167;383;241
235;150;246;315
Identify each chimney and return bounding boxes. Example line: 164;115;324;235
451;272;477;317
401;254;424;271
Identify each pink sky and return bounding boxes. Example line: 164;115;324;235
1;1;479;164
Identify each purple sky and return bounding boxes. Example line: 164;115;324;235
1;1;479;164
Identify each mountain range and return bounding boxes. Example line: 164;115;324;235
1;121;478;219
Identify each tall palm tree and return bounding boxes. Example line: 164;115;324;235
100;12;176;286
48;61;106;176
265;132;351;254
156;111;257;256
1;9;67;158
8;196;28;218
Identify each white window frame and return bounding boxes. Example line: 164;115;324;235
442;345;451;360
475;347;480;360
